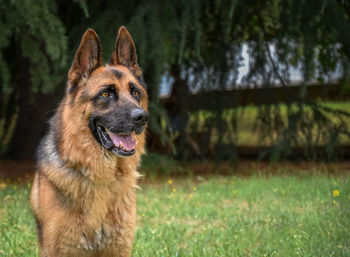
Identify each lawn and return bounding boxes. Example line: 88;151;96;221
1;170;350;256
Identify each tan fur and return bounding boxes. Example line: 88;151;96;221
30;27;147;257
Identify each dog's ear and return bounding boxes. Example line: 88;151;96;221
109;26;141;77
68;29;102;82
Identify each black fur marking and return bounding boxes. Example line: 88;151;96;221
129;82;141;102
90;65;100;75
126;67;146;89
68;82;78;95
92;97;111;109
80;90;90;103
68;82;80;105
88;118;99;142
91;86;118;108
51;109;63;155
70;93;78;105
109;68;123;79
135;75;146;89
95;100;141;134
35;217;43;244
35;112;64;168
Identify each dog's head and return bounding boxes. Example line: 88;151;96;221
66;27;148;158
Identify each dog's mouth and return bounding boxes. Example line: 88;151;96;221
96;125;136;157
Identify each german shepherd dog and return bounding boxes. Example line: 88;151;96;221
30;26;148;257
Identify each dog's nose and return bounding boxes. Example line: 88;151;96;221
131;108;148;125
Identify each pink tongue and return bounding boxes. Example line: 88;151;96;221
108;132;136;151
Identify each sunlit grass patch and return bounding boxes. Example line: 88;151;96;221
0;172;350;256
134;174;350;257
0;184;38;257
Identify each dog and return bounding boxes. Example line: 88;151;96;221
30;26;148;257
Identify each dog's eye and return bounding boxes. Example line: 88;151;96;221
132;90;140;98
101;91;109;97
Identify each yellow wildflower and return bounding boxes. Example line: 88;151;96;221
232;190;237;196
172;188;176;193
0;182;7;189
193;187;197;191
333;189;340;197
168;179;173;184
189;194;193;198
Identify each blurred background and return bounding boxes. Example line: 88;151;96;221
1;0;350;168
1;1;350;256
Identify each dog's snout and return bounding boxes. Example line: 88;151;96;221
131;108;148;125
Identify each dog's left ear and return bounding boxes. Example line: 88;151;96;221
109;26;142;77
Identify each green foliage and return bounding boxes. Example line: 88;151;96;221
1;0;350;160
147;101;177;154
73;0;89;18
0;0;68;93
141;153;186;177
233;0;350;161
187;102;350;161
256;102;350;161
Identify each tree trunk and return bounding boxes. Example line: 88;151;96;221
0;91;18;144
7;91;57;159
6;48;59;159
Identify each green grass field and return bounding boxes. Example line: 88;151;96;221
1;171;350;256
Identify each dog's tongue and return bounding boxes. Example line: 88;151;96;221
107;131;136;151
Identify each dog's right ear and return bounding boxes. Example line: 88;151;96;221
68;29;102;82
109;26;142;78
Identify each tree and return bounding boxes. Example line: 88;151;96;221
1;0;350;160
0;0;69;157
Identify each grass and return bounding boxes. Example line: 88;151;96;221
1;171;350;256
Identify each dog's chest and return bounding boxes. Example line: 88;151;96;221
58;203;133;256
76;222;116;252
58;184;133;253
